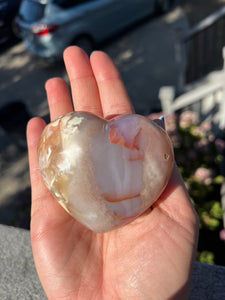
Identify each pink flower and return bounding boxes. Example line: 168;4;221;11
165;114;177;134
194;139;209;153
170;132;181;147
200;122;212;133
193;167;213;185
208;134;215;142
196;138;208;147
179;111;198;128
215;139;225;153
219;229;225;241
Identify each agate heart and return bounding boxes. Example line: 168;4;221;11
38;112;174;233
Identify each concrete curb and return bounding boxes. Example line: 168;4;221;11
0;225;46;300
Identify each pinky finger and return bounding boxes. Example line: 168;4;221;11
27;118;49;204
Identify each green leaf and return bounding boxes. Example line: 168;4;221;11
213;175;224;184
210;202;223;219
198;251;215;264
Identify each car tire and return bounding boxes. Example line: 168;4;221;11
155;0;171;14
72;36;95;56
1;13;19;44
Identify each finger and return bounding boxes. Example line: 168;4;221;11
90;51;134;119
45;77;73;121
27;118;49;213
63;46;103;117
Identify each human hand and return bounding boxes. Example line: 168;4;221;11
27;46;199;300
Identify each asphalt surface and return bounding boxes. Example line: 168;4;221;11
0;6;189;228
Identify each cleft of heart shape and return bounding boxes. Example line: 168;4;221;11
38;112;174;233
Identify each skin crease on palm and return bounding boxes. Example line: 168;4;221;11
27;46;199;300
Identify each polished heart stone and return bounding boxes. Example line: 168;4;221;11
38;112;174;233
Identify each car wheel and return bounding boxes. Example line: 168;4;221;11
1;14;19;44
72;36;94;56
155;0;171;14
11;17;20;40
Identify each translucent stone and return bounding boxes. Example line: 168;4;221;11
38;112;174;233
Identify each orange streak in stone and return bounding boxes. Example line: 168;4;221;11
133;128;142;150
103;193;140;203
109;127;142;151
129;154;145;161
113;211;123;220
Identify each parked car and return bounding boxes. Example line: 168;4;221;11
15;0;172;61
0;0;21;43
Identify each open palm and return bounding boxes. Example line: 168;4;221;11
27;47;199;300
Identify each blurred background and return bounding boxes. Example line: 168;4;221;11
1;0;225;266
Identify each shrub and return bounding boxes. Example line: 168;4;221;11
165;111;225;265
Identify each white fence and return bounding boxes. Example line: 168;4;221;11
159;47;225;228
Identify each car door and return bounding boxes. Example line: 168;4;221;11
111;0;155;27
83;0;135;41
133;0;156;17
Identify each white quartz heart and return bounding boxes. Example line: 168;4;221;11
38;112;174;233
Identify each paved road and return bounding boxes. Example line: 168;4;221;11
0;8;187;115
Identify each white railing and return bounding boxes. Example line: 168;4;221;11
159;47;225;228
159;47;225;132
